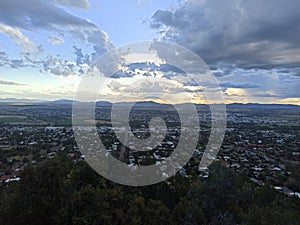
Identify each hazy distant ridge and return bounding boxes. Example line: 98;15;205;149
0;98;299;109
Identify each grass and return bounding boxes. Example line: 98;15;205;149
0;115;27;123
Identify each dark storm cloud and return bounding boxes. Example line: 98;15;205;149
151;0;300;69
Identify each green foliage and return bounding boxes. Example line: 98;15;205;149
0;158;299;225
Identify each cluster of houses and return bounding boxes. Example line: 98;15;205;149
0;108;299;200
0;126;80;184
217;126;300;198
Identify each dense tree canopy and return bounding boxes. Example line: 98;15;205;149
0;154;299;225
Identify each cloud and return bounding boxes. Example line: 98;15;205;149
0;0;110;55
0;49;86;76
51;0;89;9
217;66;300;101
41;55;77;76
0;23;35;52
0;0;111;54
106;77;187;103
0;79;28;86
224;88;246;97
86;30;112;60
0;52;9;67
48;36;64;45
151;0;300;69
254;93;280;98
220;81;261;89
0;0;96;31
0;52;29;69
73;46;86;65
107;62;186;79
136;0;152;8
0;0;112;76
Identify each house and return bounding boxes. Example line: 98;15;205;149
0;174;14;183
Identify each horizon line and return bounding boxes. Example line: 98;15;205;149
0;98;300;106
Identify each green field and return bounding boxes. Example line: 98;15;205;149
0;115;27;123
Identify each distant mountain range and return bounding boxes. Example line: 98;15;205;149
0;98;299;109
0;98;44;103
226;103;300;109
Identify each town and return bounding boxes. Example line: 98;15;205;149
0;101;299;199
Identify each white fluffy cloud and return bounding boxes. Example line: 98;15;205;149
51;0;89;9
0;0;112;76
48;36;64;45
0;23;35;52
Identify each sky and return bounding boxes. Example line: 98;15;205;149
0;0;299;104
